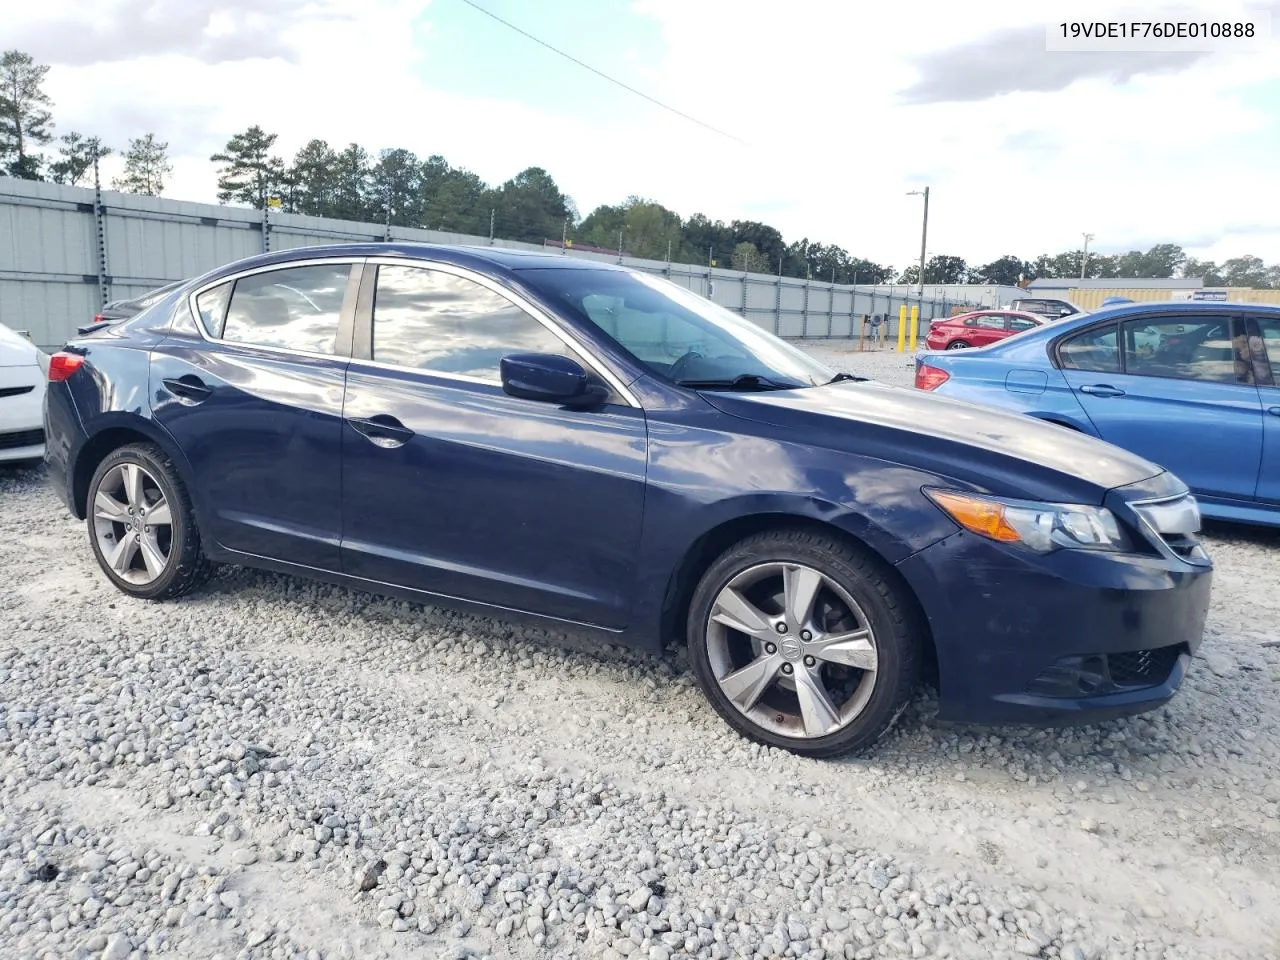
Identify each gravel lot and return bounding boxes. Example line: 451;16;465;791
2;340;1279;960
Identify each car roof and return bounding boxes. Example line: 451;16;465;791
193;242;627;288
949;309;1043;321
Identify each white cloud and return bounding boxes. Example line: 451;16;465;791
17;0;1280;273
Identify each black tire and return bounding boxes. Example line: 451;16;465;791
686;528;922;758
946;340;970;350
86;442;212;601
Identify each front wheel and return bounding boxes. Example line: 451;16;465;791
687;529;922;758
86;443;212;600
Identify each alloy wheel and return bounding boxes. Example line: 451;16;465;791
704;561;879;739
91;462;174;585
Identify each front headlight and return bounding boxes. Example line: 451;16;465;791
925;488;1130;553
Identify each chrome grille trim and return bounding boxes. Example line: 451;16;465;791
1129;492;1210;566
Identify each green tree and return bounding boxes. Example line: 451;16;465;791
493;166;572;244
112;133;171;196
48;132;110;187
731;220;786;271
1221;255;1271;288
330;143;372;221
371;148;423;227
211;125;283;208
419;155;489;234
971;255;1028;286
0;50;55;180
286;139;339;216
901;255;968;284
731;241;770;273
1182;257;1224;286
679;213;735;266
578;203;627;250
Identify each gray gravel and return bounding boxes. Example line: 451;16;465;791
1;341;1279;960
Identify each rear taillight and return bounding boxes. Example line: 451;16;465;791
915;363;949;391
47;352;85;382
93;314;106;324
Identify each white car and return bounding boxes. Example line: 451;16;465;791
0;323;48;464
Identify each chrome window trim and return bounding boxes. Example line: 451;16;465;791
360;256;640;408
184;257;365;362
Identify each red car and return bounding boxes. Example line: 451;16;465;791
924;310;1044;350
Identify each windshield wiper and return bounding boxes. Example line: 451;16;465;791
675;373;800;391
826;371;867;384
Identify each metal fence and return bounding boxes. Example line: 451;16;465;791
0;177;981;350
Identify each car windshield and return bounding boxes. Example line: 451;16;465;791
518;267;836;388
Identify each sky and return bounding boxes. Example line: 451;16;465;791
9;0;1280;275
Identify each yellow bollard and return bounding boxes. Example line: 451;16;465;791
908;305;919;352
896;304;907;352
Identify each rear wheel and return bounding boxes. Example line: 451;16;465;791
86;443;211;600
687;529;921;758
946;340;970;350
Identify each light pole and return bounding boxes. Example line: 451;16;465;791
1081;232;1094;279
907;187;929;299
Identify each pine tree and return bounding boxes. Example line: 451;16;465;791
210;125;282;208
112;133;171;196
0;50;55;180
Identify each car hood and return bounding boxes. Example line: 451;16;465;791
700;380;1165;500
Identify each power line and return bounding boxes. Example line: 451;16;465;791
455;0;751;147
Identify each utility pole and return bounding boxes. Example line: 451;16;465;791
1080;232;1094;279
907;187;930;299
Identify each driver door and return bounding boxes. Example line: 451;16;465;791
339;260;649;629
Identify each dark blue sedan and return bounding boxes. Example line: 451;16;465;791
915;300;1280;528
44;244;1213;756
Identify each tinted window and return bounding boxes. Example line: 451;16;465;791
221;264;350;354
1122;318;1244;384
1059;324;1120;372
1256;319;1280;383
1008;317;1038;332
195;281;232;337
372;265;568;379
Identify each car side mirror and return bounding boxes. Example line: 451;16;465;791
500;353;608;407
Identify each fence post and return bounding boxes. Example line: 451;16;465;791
774;260;783;335
91;152;110;309
741;270;749;318
827;281;834;338
802;280;810;338
261;204;271;253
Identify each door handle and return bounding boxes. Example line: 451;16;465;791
1268;406;1280;418
161;375;212;404
347;415;415;449
1079;384;1126;398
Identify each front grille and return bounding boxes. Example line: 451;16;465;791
0;385;35;400
1107;646;1182;687
0;428;44;450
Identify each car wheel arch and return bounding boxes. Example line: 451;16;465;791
72;418;206;527
657;511;938;685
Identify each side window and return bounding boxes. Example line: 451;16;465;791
965;315;1004;330
221;264;351;354
581;292;711;364
1008;317;1038;332
372;265;569;380
1059;324;1120;372
1252;318;1280;384
195;281;232;337
1122;318;1244;384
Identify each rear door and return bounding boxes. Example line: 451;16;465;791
150;259;359;570
1057;314;1262;501
965;313;1008;346
1251;316;1280;503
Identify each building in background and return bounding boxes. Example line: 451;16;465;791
1024;277;1280;310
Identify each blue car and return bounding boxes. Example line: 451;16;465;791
915;300;1280;528
44;244;1212;756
